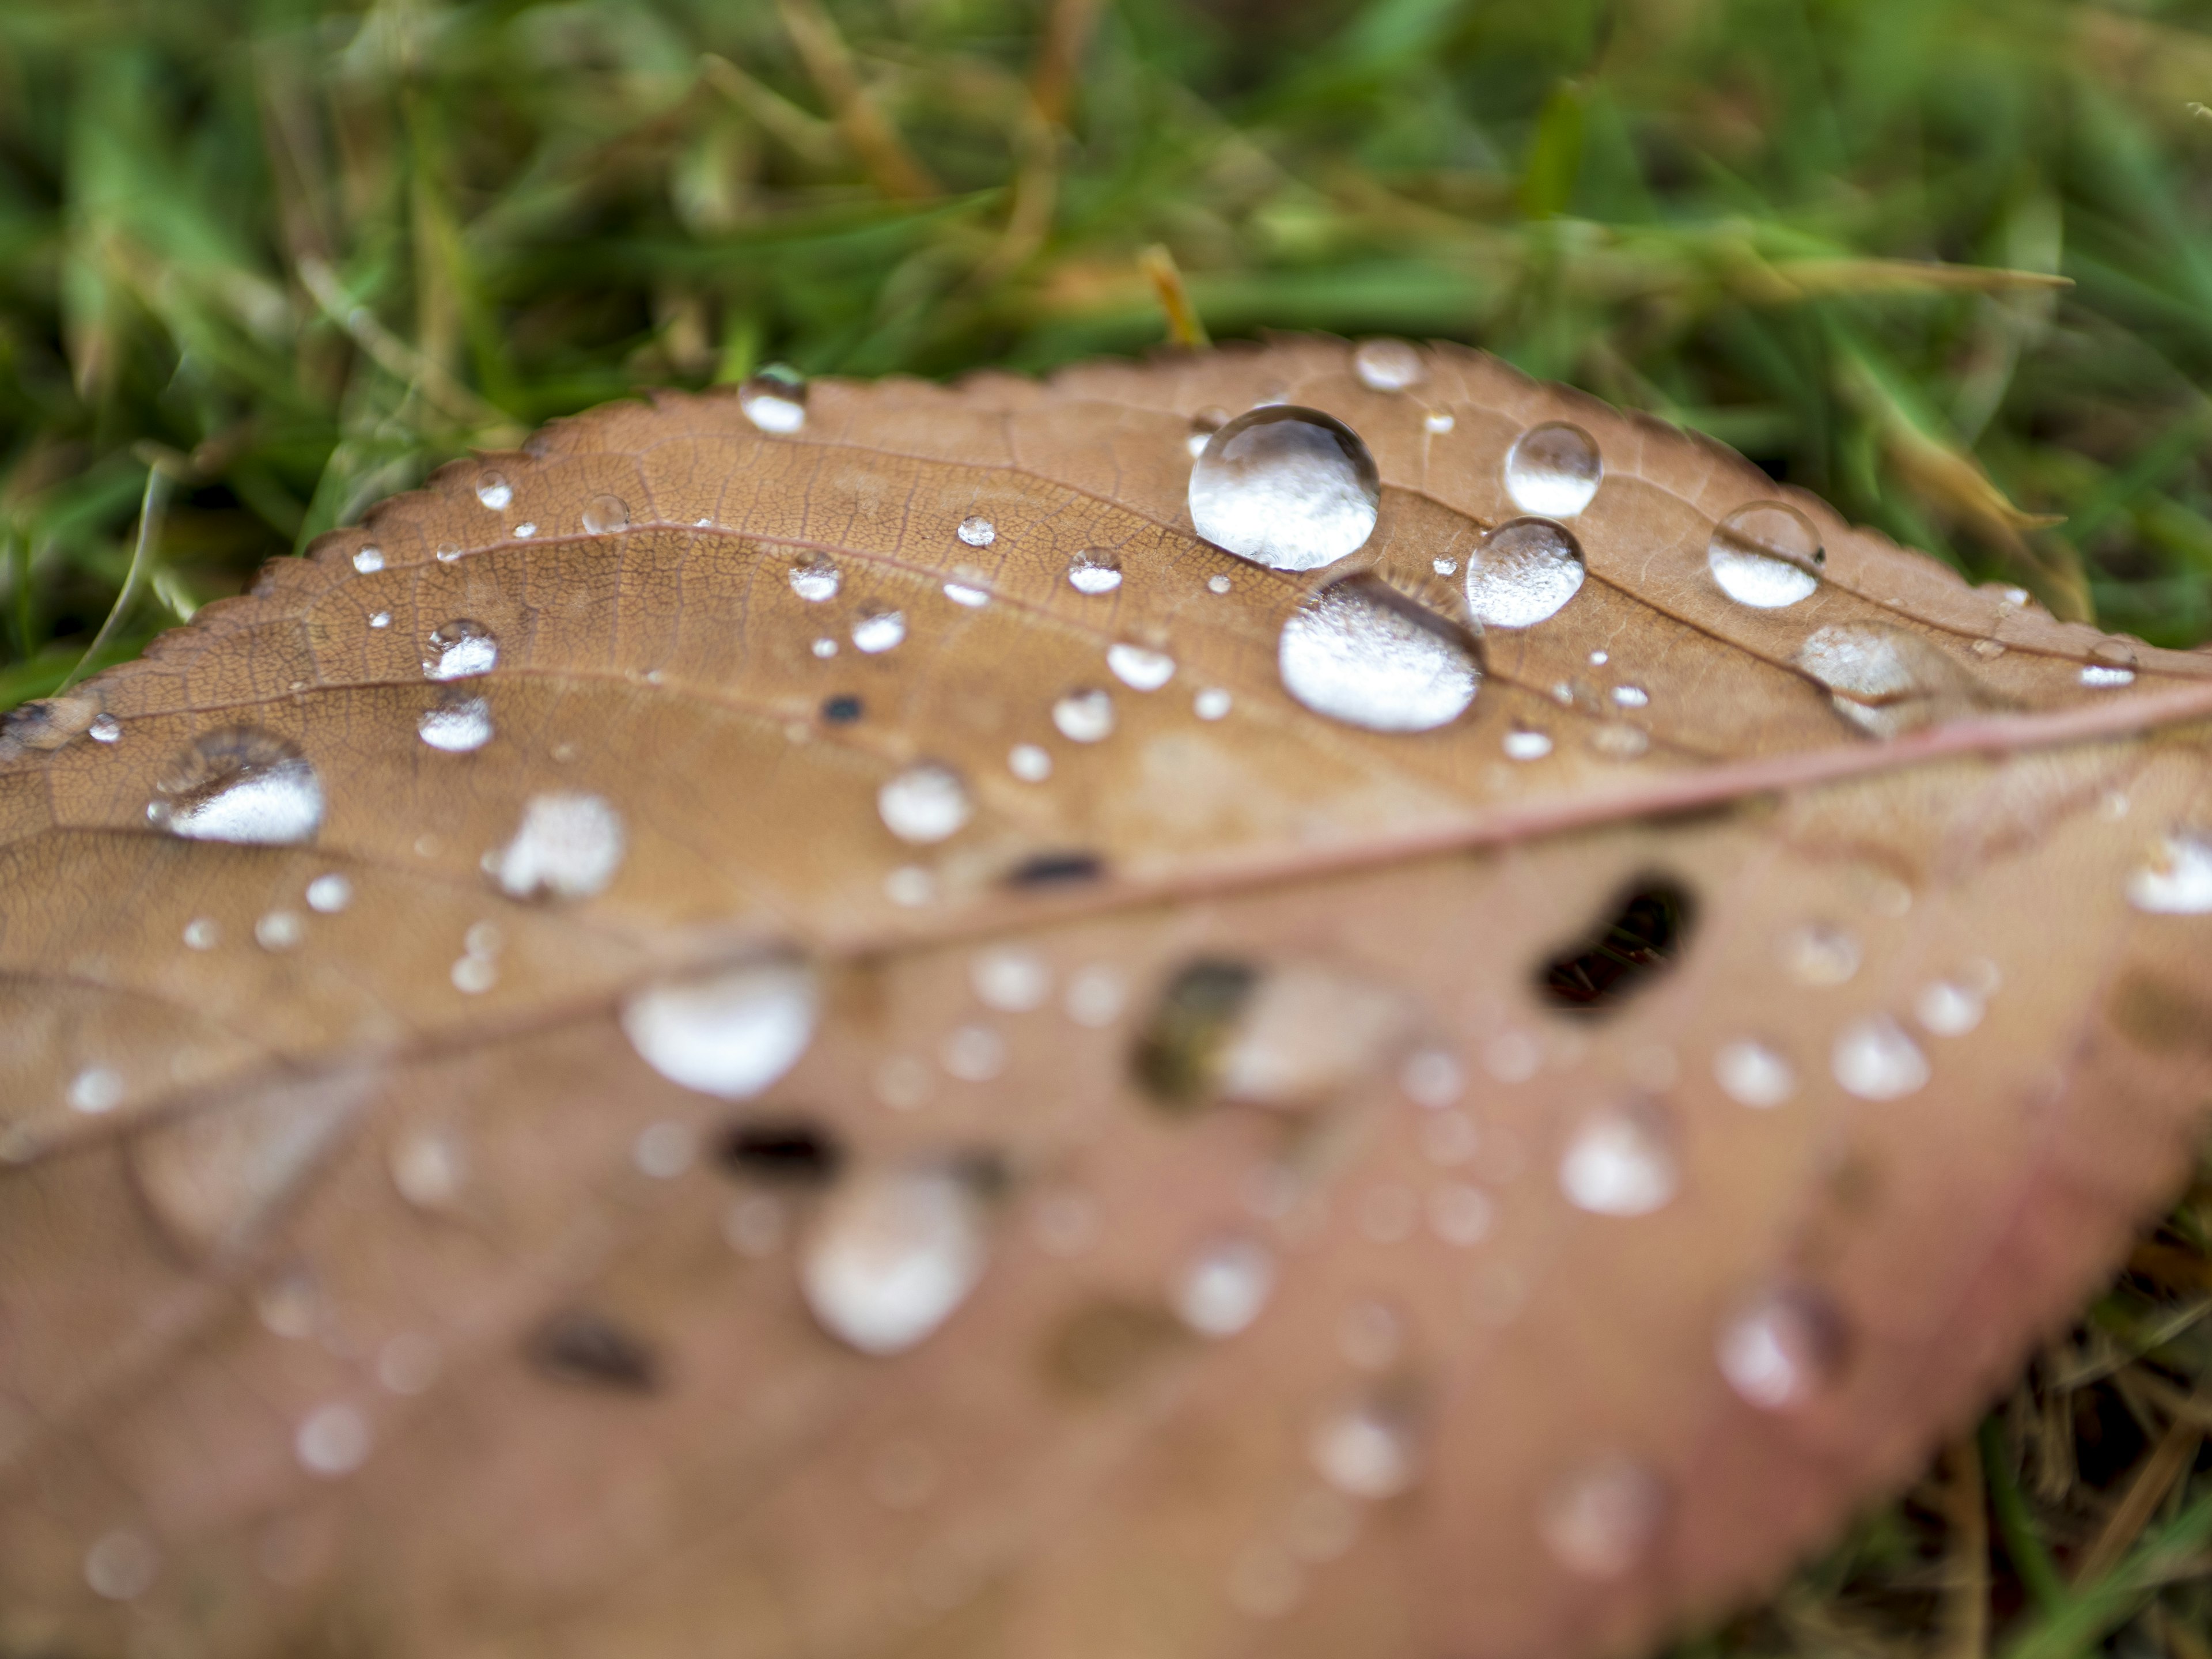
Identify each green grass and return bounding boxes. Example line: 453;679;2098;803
3;1;2211;1652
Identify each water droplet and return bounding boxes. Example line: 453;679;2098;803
484;792;626;900
1067;548;1122;594
2128;832;2212;913
789;556;841;602
941;1024;1006;1082
633;1120;696;1179
1612;684;1649;709
1107;642;1175;691
1008;743;1052;781
182;917;218;950
1194;687;1232;721
1424;410;1455;434
84;1530;160;1601
1504;726;1552;760
1400;1048;1463;1108
2081;663;2137;688
1207;573;1233;594
69;1066;123;1115
1279;577;1479;732
1795;624;1976;739
1717;1286;1847;1411
389;1127;468;1209
1464;519;1586;628
300;873;350;914
1559;1103;1679;1216
853;609;906;654
956;515;996;548
1973;637;2006;660
621;959;818;1099
1172;1236;1276;1336
1713;1039;1794;1108
296;1403;372;1478
1353;338;1425;392
811;637;837;659
972;948;1050;1012
1914;979;1984;1036
884;866;935;907
1188;406;1380;571
1540;1458;1665;1578
1430;1183;1495;1245
1780;923;1859;986
582;494;630;535
255;909;305;952
1431;557;1457;578
1503;423;1601;518
801;1167;987;1356
943;581;989;608
84;713;120;745
418;694;493;753
878;762;972;844
1185;407;1229;458
475;473;512;511
423;619;498;680
451;955;497;993
1065;965;1126;1027
738;366;807;434
147;729;325;846
1052;687;1115;743
1709;502;1822;608
1832;1015;1929;1100
369;611;392;629
1309;1394;1422;1499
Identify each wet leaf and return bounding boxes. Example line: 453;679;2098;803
2;338;2210;1659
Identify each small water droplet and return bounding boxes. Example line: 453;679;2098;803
582;494;630;535
369;611;392;629
484;792;626;900
884;866;935;907
1713;1039;1794;1108
435;544;462;564
301;873;351;914
1007;743;1052;781
1718;1285;1847;1411
1590;722;1650;760
296;1403;372;1478
1310;1395;1422;1499
1503;423;1601;518
622;959;818;1099
956;515;996;548
423;619;497;680
1278;577;1480;732
1068;548;1123;594
1188;406;1380;571
418;694;493;753
738;366;807;434
789;556;841;602
1559;1103;1679;1216
2128;832;2212;913
182;917;219;950
87;713;120;743
1780;923;1859;986
632;1120;696;1179
942;581;990;608
69;1066;123;1115
1172;1236;1276;1336
1611;684;1649;709
853;609;906;654
1107;642;1175;691
1186;407;1229;459
1053;687;1116;743
1353;338;1425;392
84;1530;160;1601
1430;1183;1494;1245
1194;687;1232;721
451;955;497;993
1465;519;1586;628
1589;650;1609;666
1972;637;2006;660
1399;1048;1463;1109
147;729;325;846
1832;1015;1929;1100
972;948;1050;1012
475;473;512;511
2081;663;2136;688
1065;964;1126;1027
1424;410;1455;434
255;909;305;951
810;637;837;660
1504;726;1552;760
1540;1458;1665;1579
1914;979;1983;1036
1709;502;1822;608
878;762;972;844
802;1167;987;1356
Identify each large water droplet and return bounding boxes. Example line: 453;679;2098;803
1188;407;1380;572
475;472;513;512
738;366;807;434
1464;519;1585;628
146;729;324;846
1107;642;1176;691
621;959;818;1099
1709;502;1823;608
1831;1015;1928;1100
582;494;631;535
1540;1457;1665;1578
1278;577;1479;732
1053;687;1116;743
1504;423;1601;518
789;556;841;602
801;1167;987;1355
853;609;907;654
1309;1395;1422;1499
1353;338;1425;392
418;694;493;753
484;792;626;900
2128;832;2212;914
1172;1236;1276;1336
1717;1285;1846;1411
1068;548;1123;595
423;619;498;680
352;545;384;574
1713;1039;1794;1108
1558;1103;1679;1216
878;762;972;844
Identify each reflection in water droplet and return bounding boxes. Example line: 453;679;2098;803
1279;577;1479;732
1504;727;1552;760
1068;548;1123;595
972;948;1050;1012
1559;1103;1679;1216
1540;1458;1666;1578
418;695;493;753
1780;923;1860;986
1053;688;1115;743
69;1067;123;1114
1195;687;1232;721
1173;1236;1276;1336
353;546;384;574
1832;1015;1929;1100
484;793;626;900
296;1403;372;1478
622;959;818;1099
1504;423;1601;518
475;474;512;511
423;619;498;680
878;763;973;844
789;556;840;601
1717;1286;1846;1411
738;367;807;434
1008;743;1052;781
582;494;630;535
1914;980;1984;1036
1465;520;1586;628
1188;407;1380;571
802;1168;987;1355
853;609;906;654
2128;833;2212;914
1713;1039;1794;1108
956;516;996;548
1709;503;1823;608
1107;642;1176;691
1353;338;1425;392
84;1531;160;1602
1309;1396;1421;1498
147;729;325;846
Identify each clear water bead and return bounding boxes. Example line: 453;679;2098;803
255;909;305;951
1008;743;1052;781
581;494;630;535
353;545;384;574
1464;520;1585;628
1503;727;1552;760
475;473;512;511
1914;979;1984;1036
1173;1236;1276;1336
1107;642;1176;691
1503;423;1601;518
1068;548;1123;594
1559;1104;1679;1216
296;1403;372;1478
1831;1015;1929;1100
423;619;498;680
484;792;626;900
2081;664;2136;688
147;730;324;846
972;947;1050;1012
943;581;989;608
789;556;841;602
181;917;218;949
852;609;906;654
2128;832;2212;913
69;1066;123;1114
1188;406;1381;571
1425;410;1455;434
811;637;837;658
1540;1459;1666;1578
621;959;818;1099
1709;502;1822;608
1052;688;1116;743
1353;338;1425;392
88;714;120;743
1717;1286;1845;1411
369;611;391;629
738;366;807;434
956;515;996;548
1612;685;1648;709
1195;687;1232;721
1278;577;1479;732
418;695;493;753
1713;1039;1794;1108
878;763;972;844
801;1167;987;1355
1208;573;1233;594
1309;1396;1421;1498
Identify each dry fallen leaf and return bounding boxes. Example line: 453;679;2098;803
3;337;2211;1659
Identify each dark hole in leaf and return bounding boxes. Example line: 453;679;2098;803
1007;851;1105;887
1537;877;1697;1015
821;695;862;724
527;1309;661;1393
1132;957;1258;1107
718;1118;845;1183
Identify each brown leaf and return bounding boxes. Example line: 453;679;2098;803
3;338;2211;1659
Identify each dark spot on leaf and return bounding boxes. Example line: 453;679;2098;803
1006;851;1105;887
821;695;862;724
1537;877;1696;1015
1043;1299;1192;1399
2109;968;2212;1054
527;1310;660;1393
717;1118;845;1183
1133;958;1257;1107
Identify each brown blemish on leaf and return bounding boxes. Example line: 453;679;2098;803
1044;1300;1194;1400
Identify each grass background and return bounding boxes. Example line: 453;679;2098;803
2;0;2211;1652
